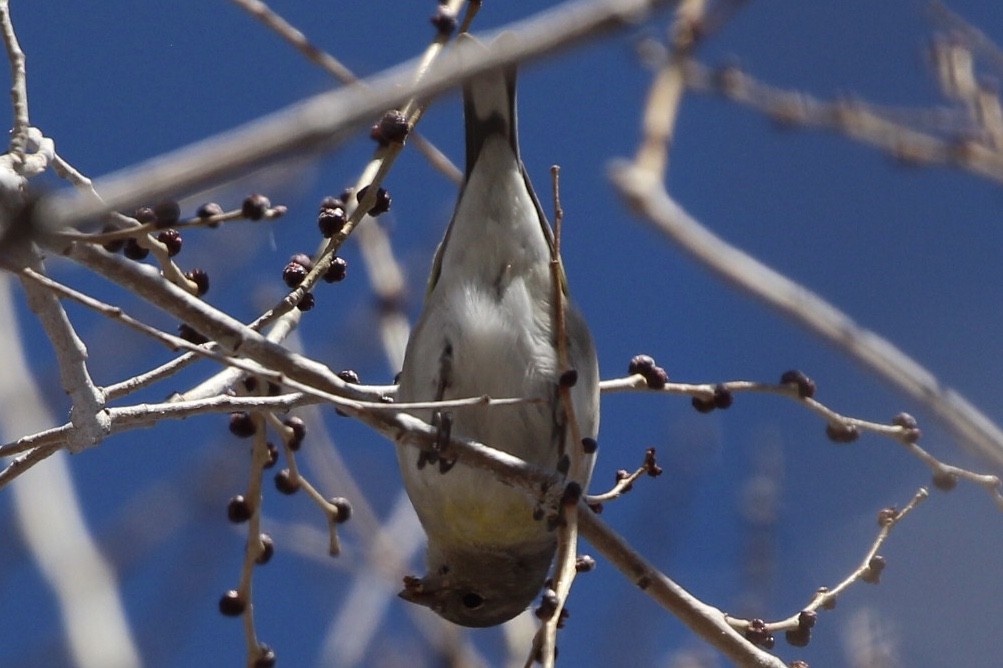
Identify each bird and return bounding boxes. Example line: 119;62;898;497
394;34;600;628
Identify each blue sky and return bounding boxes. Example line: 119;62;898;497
3;2;1003;666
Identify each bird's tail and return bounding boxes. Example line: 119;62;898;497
460;34;520;178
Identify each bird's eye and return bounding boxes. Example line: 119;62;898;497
461;592;484;609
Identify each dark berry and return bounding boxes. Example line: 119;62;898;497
101;225;126;253
744;618;773;648
102;237;126;253
825;422;859;443
227;495;253;523
932;469;959;491
255;533;274;565
323;257;348;283
891;412;917;429
628;354;657;376
242;194;271;220
197;202;224;219
892;412;921;442
284;416;306;451
372;109;410;145
712;385;733;409
581;437;598;454
178;323;209;345
186;268;209;296
356;185;391;216
535;588;559;620
561;481;582;505
780;369;816;398
785;627;811;647
275;469;299;495
218;590;245;617
691;395;716;413
123;238;149;260
861;555;885;584
330;497;352;524
133;207;156;225
153;200;181;228
575;555;596;572
253;643;276;668
229;412;256;438
337;369;360;384
282;261;308;288
318;205;347;237
157;229;183;257
628;354;667;389
297;292;315;311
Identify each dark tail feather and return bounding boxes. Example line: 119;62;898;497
460;36;519;178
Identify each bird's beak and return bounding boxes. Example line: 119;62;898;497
399;574;444;611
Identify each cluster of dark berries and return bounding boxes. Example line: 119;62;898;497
103;202;182;257
317;195;348;238
281;253;320;311
785;610;817;648
282;253;313;288
628;354;668;389
185;268;209;296
370;109;411;146
691;384;733;413
744;618;774;650
780;369;816;398
891;412;922;444
356;185;391;216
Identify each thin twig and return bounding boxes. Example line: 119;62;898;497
609;162;1003;477
725;488;929;636
0;0;29;160
634;0;709;179
602;371;1003;510
227;0;463;185
531;164;580;668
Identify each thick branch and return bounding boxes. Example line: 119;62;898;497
29;0;673;238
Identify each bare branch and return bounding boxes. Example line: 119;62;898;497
577;506;787;668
